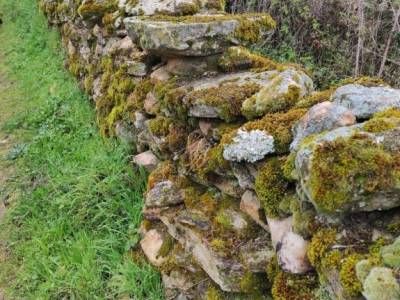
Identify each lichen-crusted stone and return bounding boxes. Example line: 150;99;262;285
146;180;184;208
124;14;275;56
332;84;400;119
290;101;356;151
120;0;224;17
223;129;275;163
184;70;276;121
160;210;274;292
380;237;400;268
242;68;314;119
295;125;400;215
362;267;400;300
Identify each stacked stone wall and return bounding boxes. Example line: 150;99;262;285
39;1;400;299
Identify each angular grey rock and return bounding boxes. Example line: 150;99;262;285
295;125;400;214
133;150;160;172
290;101;356;151
332;84;400;119
146;181;184;208
223;129;275;163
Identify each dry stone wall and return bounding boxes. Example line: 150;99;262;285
39;1;400;299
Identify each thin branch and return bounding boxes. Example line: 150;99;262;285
378;6;400;77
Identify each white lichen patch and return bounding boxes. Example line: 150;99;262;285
223;129;275;163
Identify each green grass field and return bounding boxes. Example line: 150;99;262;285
0;1;163;299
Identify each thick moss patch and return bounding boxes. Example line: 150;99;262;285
185;82;261;122
309;134;399;214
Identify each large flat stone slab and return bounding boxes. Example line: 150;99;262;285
124;14;275;56
120;0;225;16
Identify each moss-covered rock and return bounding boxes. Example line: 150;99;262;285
362;267;400;300
124;14;275;56
271;271;318;300
296;126;400;215
242;69;313;119
380;237;400;268
78;0;118;20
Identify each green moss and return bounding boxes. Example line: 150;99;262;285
214;211;233;230
339;253;364;297
295;89;333;109
340;76;387;87
206;286;226;300
271;272;317;300
68;53;83;77
240;272;267;294
266;255;279;282
218;46;280;72
205;0;225;10
381;237;400;268
307;228;337;267
290;197;315;238
157;234;175;258
362;267;400;300
147;160;180;190
148;116;172;137
96;65;136;136
241;73;305;119
185;82;261;122
387;222;400;234
255;157;293;219
77;0;117;18
210;238;228;252
182;186;220;213
363;108;400;133
153;79;190;121
282;152;297;181
176;2;200;15
84;74;94;94
127;78;153;112
243;108;307;154
235;14;276;43
309;134;399;214
321;249;342;270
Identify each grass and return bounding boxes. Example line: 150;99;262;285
0;0;164;299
